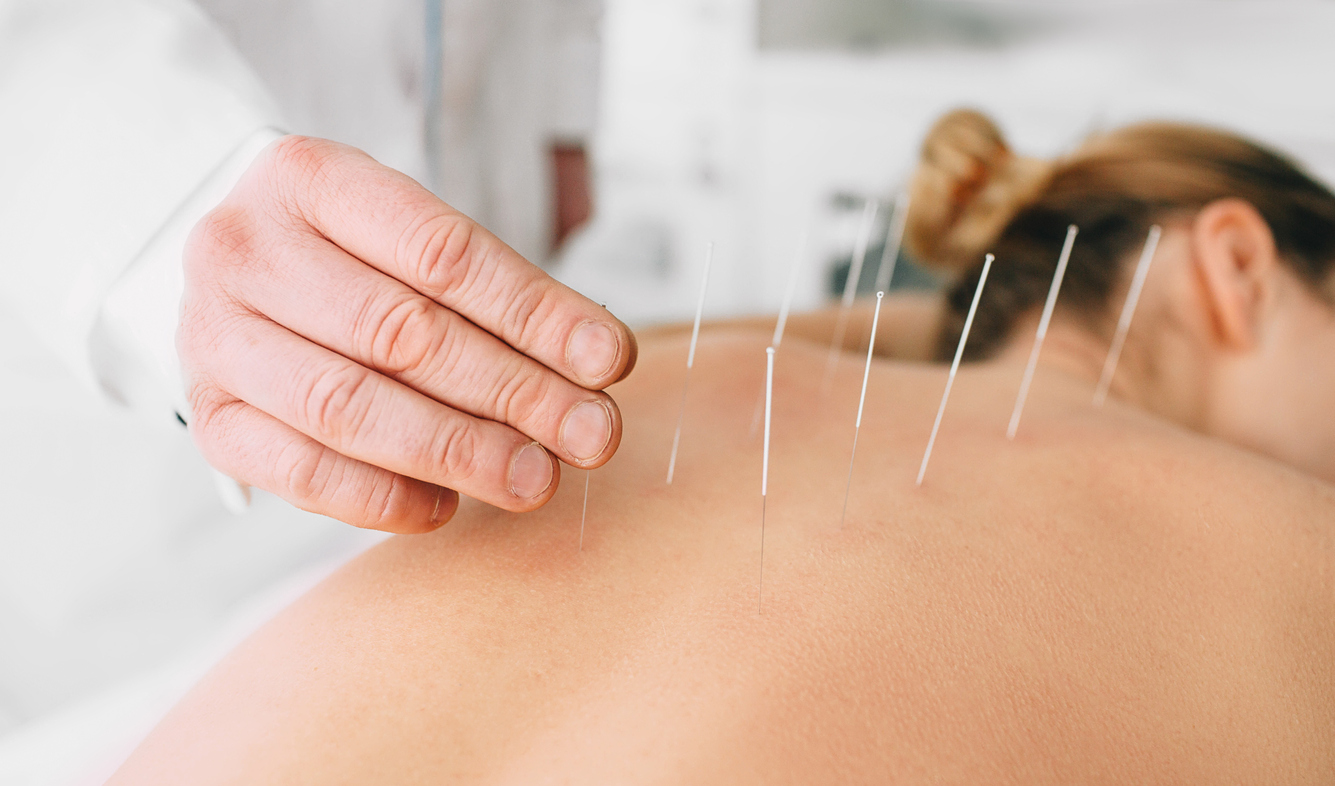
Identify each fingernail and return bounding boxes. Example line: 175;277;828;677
568;322;620;383
509;442;554;500
429;487;455;526
560;400;612;462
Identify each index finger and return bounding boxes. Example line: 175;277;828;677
267;136;638;390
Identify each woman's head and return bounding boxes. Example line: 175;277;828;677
907;109;1335;480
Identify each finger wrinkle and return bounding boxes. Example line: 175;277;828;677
433;419;481;486
430;316;484;399
368;470;409;531
269;137;335;221
403;213;476;301
190;204;259;264
188;393;244;460
501;283;560;360
301;360;380;447
277;437;330;503
364;294;439;378
494;360;552;427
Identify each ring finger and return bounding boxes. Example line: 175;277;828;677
239;236;621;469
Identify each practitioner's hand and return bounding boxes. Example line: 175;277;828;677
178;136;636;533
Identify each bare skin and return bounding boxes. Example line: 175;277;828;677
638;292;945;363
109;325;1335;785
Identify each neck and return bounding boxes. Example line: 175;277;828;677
990;317;1158;411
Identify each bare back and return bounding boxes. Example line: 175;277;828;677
110;331;1335;784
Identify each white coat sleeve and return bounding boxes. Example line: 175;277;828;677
0;0;284;423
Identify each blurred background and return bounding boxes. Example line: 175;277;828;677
3;0;1334;782
560;0;1335;322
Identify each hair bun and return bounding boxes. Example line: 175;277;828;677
906;109;1053;271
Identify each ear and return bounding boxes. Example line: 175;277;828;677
1188;199;1280;351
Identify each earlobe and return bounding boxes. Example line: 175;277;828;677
1188;199;1279;352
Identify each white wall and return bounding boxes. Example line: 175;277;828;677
560;0;1335;328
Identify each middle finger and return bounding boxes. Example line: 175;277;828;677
241;236;621;469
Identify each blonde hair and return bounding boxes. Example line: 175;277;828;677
907;110;1335;360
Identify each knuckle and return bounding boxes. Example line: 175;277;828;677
493;361;553;427
300;360;380;445
268;135;332;185
433;420;481;484
277;440;336;503
183;201;290;307
182;389;244;474
414;320;482;404
266;135;350;214
185;204;257;277
402;213;479;300
184;382;227;441
498;282;559;357
361;294;446;378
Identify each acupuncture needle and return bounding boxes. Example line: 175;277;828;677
917;254;993;486
823;198;879;390
666;242;715;485
840;291;885;527
580;301;611;550
846;192;907;355
1006;225;1078;440
750;228;808;436
873;192;910;295
578;469;591;551
758;345;775;613
1094;225;1162;407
